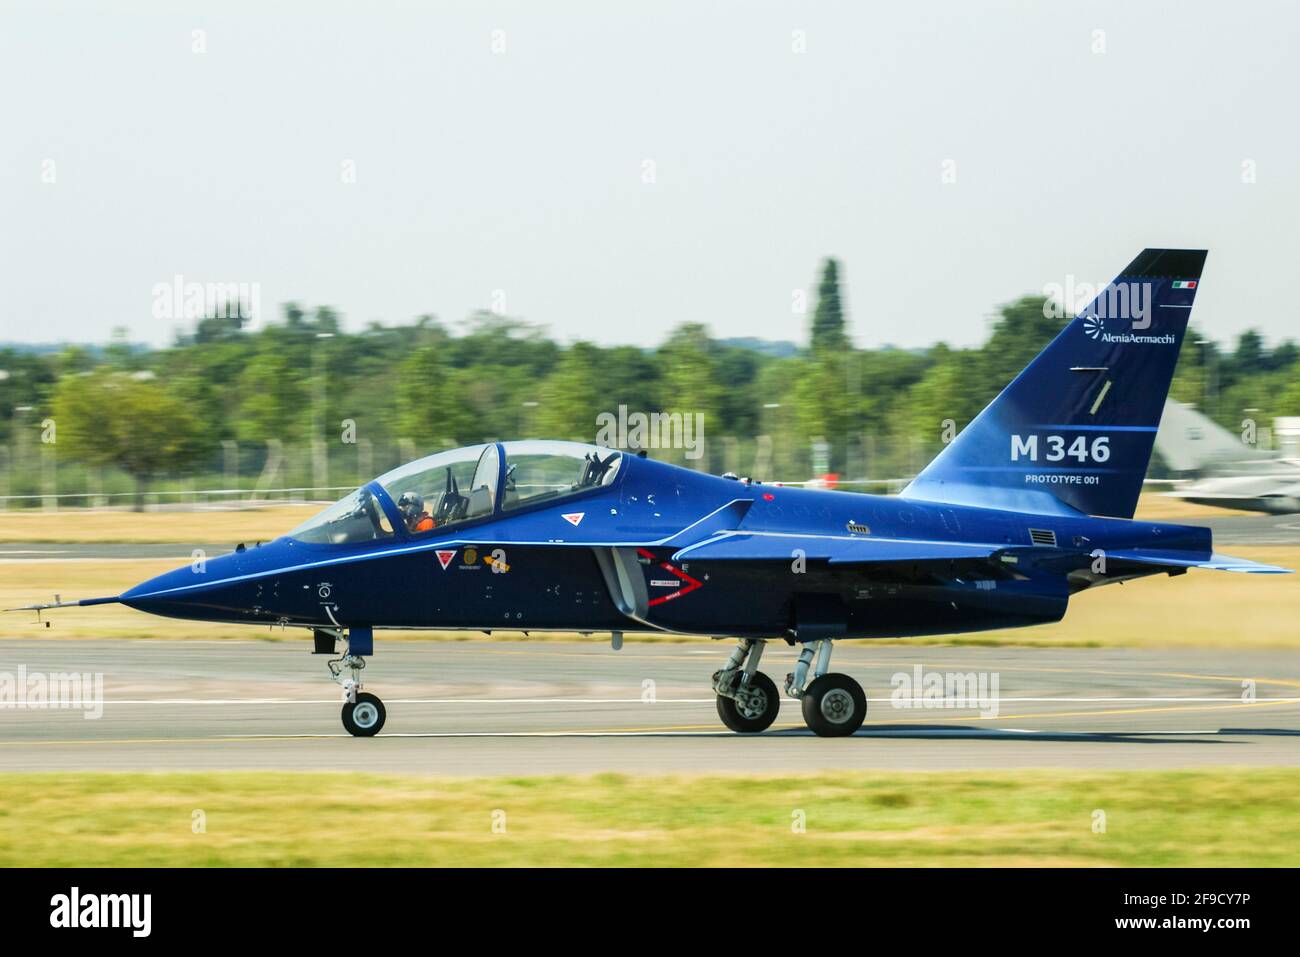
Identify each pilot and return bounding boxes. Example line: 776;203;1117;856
397;491;435;533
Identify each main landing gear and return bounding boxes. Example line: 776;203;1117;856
712;638;781;733
712;637;866;737
327;646;387;737
785;638;867;737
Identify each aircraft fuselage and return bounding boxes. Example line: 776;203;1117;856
119;453;1208;642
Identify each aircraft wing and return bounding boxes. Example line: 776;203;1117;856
671;531;1002;565
671;535;1292;574
1104;548;1292;574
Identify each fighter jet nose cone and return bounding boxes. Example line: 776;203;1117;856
119;565;206;612
120;569;182;604
118;550;252;618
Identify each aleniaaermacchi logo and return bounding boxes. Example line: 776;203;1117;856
1080;311;1175;346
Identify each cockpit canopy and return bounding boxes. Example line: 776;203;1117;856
497;440;621;511
379;442;501;533
288;441;622;545
285;486;395;546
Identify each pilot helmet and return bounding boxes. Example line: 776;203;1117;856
396;491;425;521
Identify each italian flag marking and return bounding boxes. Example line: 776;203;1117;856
1172;280;1197;289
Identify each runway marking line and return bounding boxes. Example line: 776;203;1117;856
9;642;1300;691
473;650;1300;696
48;696;1300;712
888;662;1300;691
86;695;1300;705
9;696;1298;746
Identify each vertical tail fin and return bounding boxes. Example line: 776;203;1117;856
902;248;1207;518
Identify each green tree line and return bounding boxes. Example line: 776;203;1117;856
1;260;1297;500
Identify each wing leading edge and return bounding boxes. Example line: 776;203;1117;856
671;531;1002;565
671;534;1292;574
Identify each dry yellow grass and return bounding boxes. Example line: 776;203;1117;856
3;769;1298;866
2;548;1296;648
0;505;319;544
926;544;1298;649
1131;494;1244;521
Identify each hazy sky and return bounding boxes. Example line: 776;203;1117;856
3;1;1297;351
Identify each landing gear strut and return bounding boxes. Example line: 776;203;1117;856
328;649;386;737
783;639;866;737
712;638;780;733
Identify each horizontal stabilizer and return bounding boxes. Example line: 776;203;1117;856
1105;548;1291;574
672;531;1000;565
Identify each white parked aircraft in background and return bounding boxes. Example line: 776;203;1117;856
1157;399;1300;514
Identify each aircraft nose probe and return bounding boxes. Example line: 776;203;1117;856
5;595;121;625
7;595;121;611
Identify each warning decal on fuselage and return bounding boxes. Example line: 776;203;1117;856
637;548;703;606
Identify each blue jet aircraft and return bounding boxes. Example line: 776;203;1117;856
15;249;1289;737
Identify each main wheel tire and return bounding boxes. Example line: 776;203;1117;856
342;692;386;737
801;673;866;737
716;671;780;733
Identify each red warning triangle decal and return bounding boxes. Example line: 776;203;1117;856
561;512;585;526
435;549;457;570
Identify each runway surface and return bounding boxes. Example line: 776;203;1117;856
1199;513;1300;545
1;640;1297;775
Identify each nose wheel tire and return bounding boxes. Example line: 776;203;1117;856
801;673;866;737
717;671;780;733
342;692;386;737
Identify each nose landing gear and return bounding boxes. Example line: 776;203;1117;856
326;634;386;737
342;691;387;737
